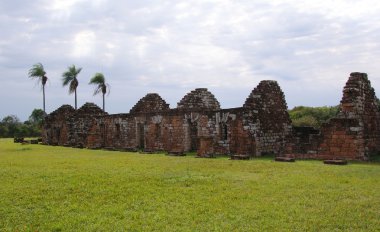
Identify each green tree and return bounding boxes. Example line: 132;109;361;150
0;112;42;138
2;115;20;125
1;115;20;137
289;106;339;128
29;109;45;126
62;65;82;110
89;73;110;111
0;124;9;138
28;63;48;112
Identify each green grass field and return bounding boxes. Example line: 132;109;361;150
0;139;379;231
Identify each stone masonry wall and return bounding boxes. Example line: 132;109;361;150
67;103;107;148
42;73;380;161
130;93;170;114
287;72;380;160
190;81;292;157
242;80;292;156
339;72;380;155
42;104;75;145
177;88;220;111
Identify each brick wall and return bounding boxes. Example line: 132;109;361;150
42;73;380;160
287;72;380;160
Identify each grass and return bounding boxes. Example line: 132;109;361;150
0;139;379;231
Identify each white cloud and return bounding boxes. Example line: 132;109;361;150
47;0;85;19
1;0;380;120
71;30;97;58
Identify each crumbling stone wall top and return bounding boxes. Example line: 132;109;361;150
243;80;291;128
339;72;379;118
243;80;287;109
43;73;380;161
130;93;170;114
177;88;221;111
48;104;75;118
286;72;380;160
77;102;107;116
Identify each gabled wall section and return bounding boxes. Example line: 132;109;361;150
42;73;380;160
42;104;75;146
130;93;170;114
287;72;380;160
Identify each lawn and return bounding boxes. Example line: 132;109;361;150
0;138;379;231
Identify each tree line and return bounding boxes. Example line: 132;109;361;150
289;97;380;128
28;63;110;113
288;105;339;128
0;109;44;138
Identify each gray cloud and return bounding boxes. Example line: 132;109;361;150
1;0;380;120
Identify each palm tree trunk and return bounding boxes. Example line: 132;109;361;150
75;88;77;110
43;84;46;113
103;93;105;111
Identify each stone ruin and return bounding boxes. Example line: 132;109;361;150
285;72;380;160
42;72;380;160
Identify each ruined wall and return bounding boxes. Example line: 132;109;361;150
288;72;380;160
177;88;220;111
43;103;107;148
193;81;292;157
316;118;363;160
88;114;135;150
227;111;255;156
242;80;292;156
160;113;188;152
42;82;293;158
42;105;75;145
130;93;170;114
339;72;380;155
42;73;379;160
66;103;107;148
134;111;188;153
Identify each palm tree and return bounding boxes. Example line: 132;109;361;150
28;63;48;113
62;65;82;109
89;73;110;111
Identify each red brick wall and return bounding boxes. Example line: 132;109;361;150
287;73;380;160
43;74;380;160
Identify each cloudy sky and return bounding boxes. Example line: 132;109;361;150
1;0;380;121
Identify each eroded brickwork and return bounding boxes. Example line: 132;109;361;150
130;93;170;114
43;105;75;146
177;88;220;110
42;73;380;160
287;72;380;160
242;80;292;155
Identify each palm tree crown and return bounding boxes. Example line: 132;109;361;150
28;63;47;85
28;63;48;112
89;72;110;111
62;65;82;109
